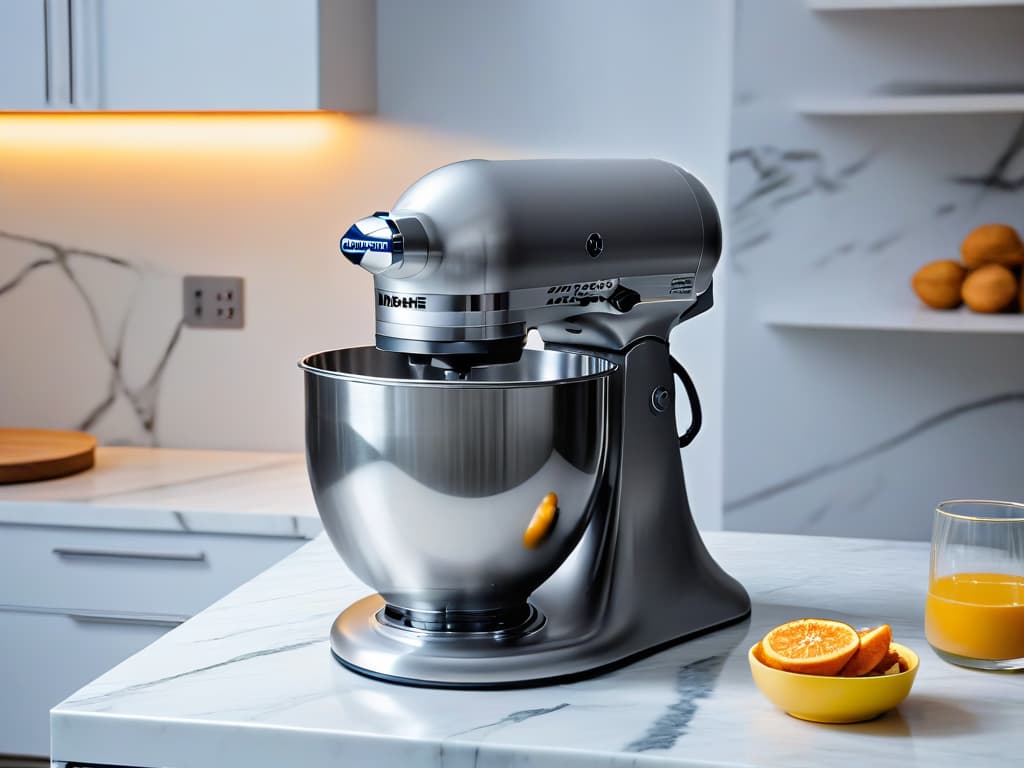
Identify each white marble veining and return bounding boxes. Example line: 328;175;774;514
0;447;321;538
0;230;187;447
51;532;1022;767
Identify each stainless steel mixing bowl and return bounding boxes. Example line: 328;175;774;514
301;347;614;621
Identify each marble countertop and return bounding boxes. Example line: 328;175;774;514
0;446;321;538
51;531;1021;767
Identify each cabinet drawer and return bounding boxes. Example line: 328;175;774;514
0;607;172;758
0;525;303;617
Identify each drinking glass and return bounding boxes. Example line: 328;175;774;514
925;500;1024;670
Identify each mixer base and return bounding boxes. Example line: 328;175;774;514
330;593;750;689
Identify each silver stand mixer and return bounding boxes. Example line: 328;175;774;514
301;159;750;688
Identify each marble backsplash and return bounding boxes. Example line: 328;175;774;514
0;114;392;453
1;230;182;444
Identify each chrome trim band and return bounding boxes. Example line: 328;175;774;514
375;319;525;343
375;291;510;312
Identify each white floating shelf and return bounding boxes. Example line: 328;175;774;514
797;93;1024;115
764;305;1024;334
810;0;1024;10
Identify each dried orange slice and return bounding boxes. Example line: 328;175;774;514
752;640;786;670
752;640;768;665
753;638;790;671
761;618;860;676
523;492;558;549
841;624;892;677
869;646;901;675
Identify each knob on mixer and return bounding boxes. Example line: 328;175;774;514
608;286;642;313
339;214;403;274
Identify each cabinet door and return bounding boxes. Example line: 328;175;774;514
0;608;171;758
0;0;48;109
97;0;319;110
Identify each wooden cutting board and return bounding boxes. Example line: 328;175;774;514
0;428;97;484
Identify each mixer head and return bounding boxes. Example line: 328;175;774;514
340;159;721;366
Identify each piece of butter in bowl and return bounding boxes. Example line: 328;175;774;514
748;642;919;724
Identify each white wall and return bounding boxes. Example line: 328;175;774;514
0;0;735;528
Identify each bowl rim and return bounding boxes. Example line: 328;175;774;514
298;346;619;389
748;641;919;680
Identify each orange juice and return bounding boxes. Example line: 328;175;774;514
926;572;1024;660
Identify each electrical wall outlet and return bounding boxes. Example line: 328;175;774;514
183;275;244;329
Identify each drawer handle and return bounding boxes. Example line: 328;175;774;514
52;547;207;563
67;611;187;629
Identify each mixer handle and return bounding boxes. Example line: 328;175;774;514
670;356;702;448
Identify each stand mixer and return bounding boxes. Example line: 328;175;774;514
300;159;750;688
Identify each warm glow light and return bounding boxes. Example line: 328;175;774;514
0;112;346;154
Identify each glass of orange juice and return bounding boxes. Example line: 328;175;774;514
925;500;1024;670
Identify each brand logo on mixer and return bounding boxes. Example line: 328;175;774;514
544;280;616;305
378;292;427;310
342;237;391;253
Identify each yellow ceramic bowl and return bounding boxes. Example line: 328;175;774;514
748;642;919;723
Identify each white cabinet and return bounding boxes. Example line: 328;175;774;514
0;0;375;111
0;522;306;758
0;608;171;758
96;0;375;111
0;1;48;109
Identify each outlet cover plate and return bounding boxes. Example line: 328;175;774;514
184;275;244;329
